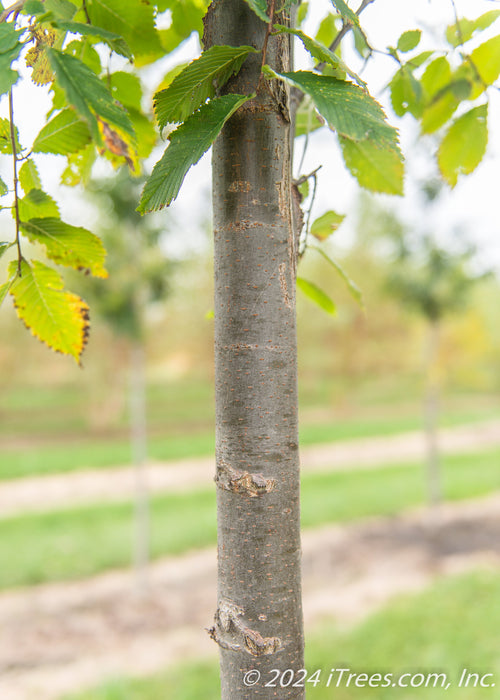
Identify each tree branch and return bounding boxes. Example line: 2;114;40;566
8;89;22;275
0;0;27;22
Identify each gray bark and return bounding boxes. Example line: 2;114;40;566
204;2;304;697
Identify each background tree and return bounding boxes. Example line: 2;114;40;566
77;171;171;592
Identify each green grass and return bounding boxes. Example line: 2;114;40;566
63;570;500;699
1;448;498;590
1;398;497;481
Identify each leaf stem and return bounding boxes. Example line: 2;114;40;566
9;88;22;275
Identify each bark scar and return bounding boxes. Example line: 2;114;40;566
215;460;277;497
207;599;283;657
279;262;292;309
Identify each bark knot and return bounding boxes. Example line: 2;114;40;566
207;598;283;657
215;460;277;498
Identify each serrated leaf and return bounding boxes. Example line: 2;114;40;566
33;108;92;155
437;105;488;187
47;48;134;144
310;210;345;241
339;136;404;195
86;0;163;62
273;26;365;88
397;30;421;53
19;160;42;193
274;71;400;149
8;259;90;363
138;93;252;213
0;175;7;196
243;0;270;22
297;277;337;315
311;244;364;308
331;0;359;26
17;189;59;220
55;20;132;59
0;22;23;53
154;45;257;127
20;217;108;277
470;35;500;88
64;38;101;75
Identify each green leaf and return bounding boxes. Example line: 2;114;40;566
17;189;60;220
109;72;142;111
44;0;77;20
297;277;337;315
421;56;451;98
421;90;459;134
243;0;270;22
446;11;500;47
470;35;500;87
47;49;134;143
65;39;102;75
86;0;163;61
339;135;404;195
19;160;42;193
8;259;90;364
310;210;345;241
0;175;7;196
331;0;359;27
154;45;258;127
273;26;365;88
54;20;132;59
315;14;337;47
61;144;96;187
22;0;46;14
274;71;400;149
0;280;11;307
437;105;488;187
311;245;364;308
0;242;13;259
20;218;108;277
389;66;423;118
33;108;92;155
0;117;20;154
397;30;421;53
138;94;252;213
0;25;23;97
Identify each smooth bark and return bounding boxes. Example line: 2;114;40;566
204;2;304;697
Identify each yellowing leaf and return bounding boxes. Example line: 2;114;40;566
20;218;108;277
340;136;404;195
8;259;90;364
19;160;42;193
310;210;345;241
470;35;500;88
297;277;337;315
97;118;138;172
17;189;60;220
438;105;488;187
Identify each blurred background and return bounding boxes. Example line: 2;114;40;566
1;0;500;698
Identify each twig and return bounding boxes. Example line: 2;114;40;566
330;0;375;54
9;89;22;275
449;0;489;93
0;0;25;22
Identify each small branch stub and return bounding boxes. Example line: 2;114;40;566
208;599;282;657
215;460;277;498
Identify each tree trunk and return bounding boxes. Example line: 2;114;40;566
204;2;304;697
129;338;150;594
424;319;441;512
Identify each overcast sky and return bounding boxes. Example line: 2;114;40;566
1;0;499;268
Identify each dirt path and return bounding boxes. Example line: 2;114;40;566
1;419;499;518
1;493;499;700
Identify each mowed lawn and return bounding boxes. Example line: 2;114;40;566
1;448;499;589
63;569;500;699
